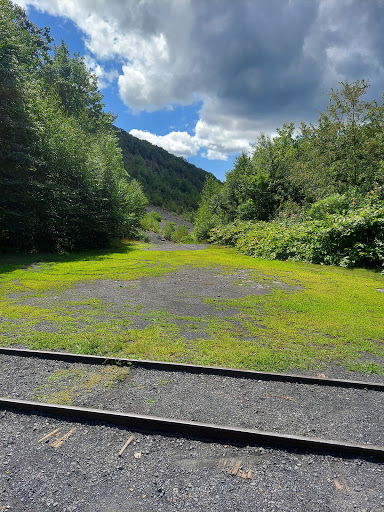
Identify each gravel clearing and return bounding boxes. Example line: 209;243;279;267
2;237;384;510
16;267;274;319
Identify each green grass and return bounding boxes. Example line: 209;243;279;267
1;242;384;374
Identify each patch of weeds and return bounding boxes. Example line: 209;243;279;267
140;211;162;233
145;398;156;404
345;361;384;374
32;364;131;405
204;298;230;311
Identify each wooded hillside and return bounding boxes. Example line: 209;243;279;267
115;128;215;215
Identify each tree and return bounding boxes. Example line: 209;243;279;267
0;0;52;248
1;0;147;251
193;175;223;241
221;125;305;222
313;80;384;192
42;41;115;132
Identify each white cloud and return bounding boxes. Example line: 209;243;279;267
195;119;252;159
130;117;253;161
83;55;118;89
129;129;200;158
15;0;384;162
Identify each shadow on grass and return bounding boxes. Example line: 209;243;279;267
0;241;139;276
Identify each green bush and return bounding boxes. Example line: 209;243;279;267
163;222;176;240
172;224;190;242
209;198;384;269
151;212;163;222
140;211;162;232
178;233;195;244
307;193;354;220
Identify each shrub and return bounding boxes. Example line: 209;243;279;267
209;198;384;269
140;211;162;232
307;193;354;220
172;224;190;242
163;221;175;240
179;233;196;244
151;212;163;222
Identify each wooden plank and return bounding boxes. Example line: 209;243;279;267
118;434;135;457
38;428;61;443
50;427;76;448
229;461;241;475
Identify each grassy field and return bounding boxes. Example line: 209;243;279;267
1;242;383;374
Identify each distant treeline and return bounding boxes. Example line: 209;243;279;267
194;81;384;269
115;128;215;216
1;0;147;252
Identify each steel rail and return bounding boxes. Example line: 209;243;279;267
1;397;383;459
1;346;384;391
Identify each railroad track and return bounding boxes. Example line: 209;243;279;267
1;346;384;460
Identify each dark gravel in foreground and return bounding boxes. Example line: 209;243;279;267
1;354;384;446
1;409;383;512
1;354;384;510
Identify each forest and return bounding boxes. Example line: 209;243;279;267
116;128;213;215
0;0;147;252
194;80;384;269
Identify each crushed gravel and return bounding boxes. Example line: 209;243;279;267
1;405;383;512
1;360;384;511
15;267;274;318
7;266;296;340
1;354;383;447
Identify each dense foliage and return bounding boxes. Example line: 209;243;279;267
195;81;384;269
0;0;147;252
209;188;384;268
116;128;216;215
140;211;162;233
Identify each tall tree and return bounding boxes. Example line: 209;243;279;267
0;0;52;248
193;175;223;241
1;0;147;251
42;41;115;132
314;80;384;192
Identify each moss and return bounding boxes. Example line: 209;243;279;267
1;244;384;374
32;365;131;405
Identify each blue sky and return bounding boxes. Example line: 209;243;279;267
15;0;384;181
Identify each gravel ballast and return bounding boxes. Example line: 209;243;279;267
1;355;384;510
1;408;383;512
1;354;384;447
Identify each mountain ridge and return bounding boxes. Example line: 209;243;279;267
115;127;218;215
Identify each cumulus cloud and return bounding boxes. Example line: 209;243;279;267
130;115;253;161
15;0;384;161
129;129;200;158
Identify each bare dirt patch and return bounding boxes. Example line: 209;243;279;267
18;267;274;319
12;265;295;339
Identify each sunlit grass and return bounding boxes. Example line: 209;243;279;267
1;242;383;374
